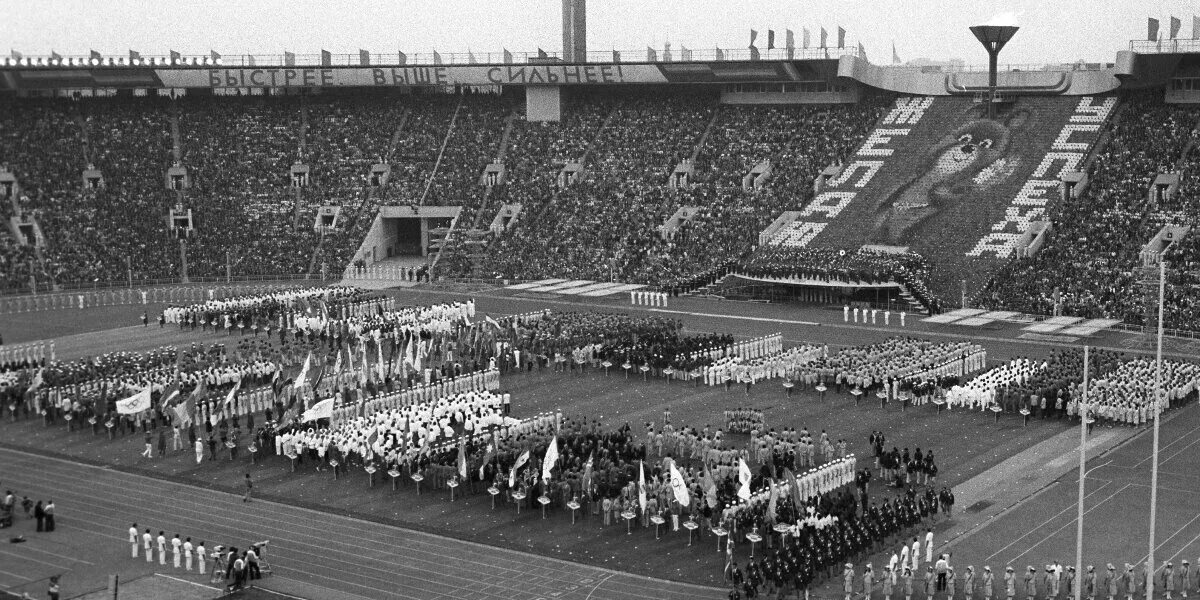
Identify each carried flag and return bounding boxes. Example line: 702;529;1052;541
159;381;181;411
116;386;152;415
541;437;559;481
638;461;648;511
702;460;719;508
223;379;241;408
669;462;690;507
766;479;779;521
581;452;594;495
457;437;468;479
294;352;312;389
302;398;333;422
478;430;498;480
737;458;752;500
509;449;530;488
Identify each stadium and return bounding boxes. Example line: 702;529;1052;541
0;3;1198;600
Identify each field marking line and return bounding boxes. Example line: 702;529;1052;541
1134;509;1200;566
1159;529;1200;568
983;480;1114;561
1133;418;1200;468
155;573;222;590
584;573;617;600
1000;483;1131;566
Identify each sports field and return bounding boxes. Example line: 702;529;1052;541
0;288;1195;599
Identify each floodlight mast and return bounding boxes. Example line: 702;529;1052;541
969;25;1018;119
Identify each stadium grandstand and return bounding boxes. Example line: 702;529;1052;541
0;35;1198;333
2;37;1199;335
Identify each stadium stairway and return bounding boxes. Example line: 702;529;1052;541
808;96;1085;300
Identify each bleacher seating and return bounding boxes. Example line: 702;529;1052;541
981;92;1200;330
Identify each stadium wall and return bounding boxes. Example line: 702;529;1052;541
837;55;1121;96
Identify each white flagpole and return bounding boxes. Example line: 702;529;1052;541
1146;259;1165;600
1075;344;1088;600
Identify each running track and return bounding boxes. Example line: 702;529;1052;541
0;448;724;600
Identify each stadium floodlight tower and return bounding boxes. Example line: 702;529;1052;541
969;22;1018;119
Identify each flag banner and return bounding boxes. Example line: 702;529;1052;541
468;50;477;64
581;452;594;494
858;41;867;61
702;461;718;508
224;379;241;407
786;29;795;50
509;449;530;488
159;382;180;410
1170;16;1182;39
90;49;102;60
638;461;648;511
647;47;657;62
669;462;690;507
210;50;221;61
786;468;803;512
457;438;468;479
612;50;621;62
803;28;811;49
838;26;846;48
397;51;407;65
768;30;776;49
479;430;498;480
302;398;333;422
1149;17;1160;41
542;436;559;481
766;478;779;520
433;50;443;65
320;49;332;66
172;400;190;425
26;368;43;393
503;48;513;63
893;42;902;64
116;387;151;414
376;340;385;381
295;352;312;389
820;27;828;48
750;29;758;46
715;48;725;61
737;458;752;500
359;49;370;66
1194;16;1200;39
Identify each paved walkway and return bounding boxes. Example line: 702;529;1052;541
0;447;723;600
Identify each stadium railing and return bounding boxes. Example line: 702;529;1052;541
0;273;325;298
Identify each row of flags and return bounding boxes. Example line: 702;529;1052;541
1147;16;1200;41
9;48;561;68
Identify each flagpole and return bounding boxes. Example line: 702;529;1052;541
1075;345;1089;600
1146;259;1165;600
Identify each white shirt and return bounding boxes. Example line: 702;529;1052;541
197;545;206;561
171;537;182;554
129;527;138;543
183;541;194;557
156;535;166;551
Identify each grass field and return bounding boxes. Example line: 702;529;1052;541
1;291;1196;598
